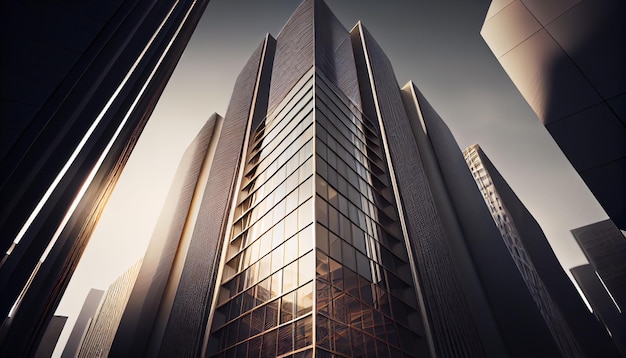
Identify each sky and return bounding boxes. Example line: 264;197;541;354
53;0;608;355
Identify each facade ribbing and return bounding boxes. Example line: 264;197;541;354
110;114;223;357
78;259;142;357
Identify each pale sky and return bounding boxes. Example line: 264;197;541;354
53;0;607;355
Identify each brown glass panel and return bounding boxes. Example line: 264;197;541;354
277;323;294;356
260;329;277;358
316;314;331;350
264;299;279;331
333;321;352;356
250;306;264;336
225;319;238;349
294;315;313;350
281;291;295;324
316;279;331;316
248;336;262;358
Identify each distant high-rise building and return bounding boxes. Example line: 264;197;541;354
0;0;212;355
464;144;620;357
78;259;142;357
481;0;626;230
571;264;626;355
110;115;225;357
110;1;578;356
33;315;67;358
571;220;626;312
62;289;105;358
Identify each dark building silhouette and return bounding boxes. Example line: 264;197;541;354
571;220;626;313
464;144;620;357
571;264;626;355
111;1;577;356
481;0;626;230
0;0;211;355
34;315;67;358
61;289;104;358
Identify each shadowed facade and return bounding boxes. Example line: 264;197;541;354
0;0;211;355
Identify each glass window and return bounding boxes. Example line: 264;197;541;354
315;198;328;228
284;235;298;265
281;291;295;324
333;322;351;356
357;251;372;282
296;282;313;317
299;177;313;201
271;245;284;274
342;241;357;272
328;206;339;233
298;250;315;285
316;175;328;199
298;199;313;230
238;314;251;341
283;261;298;293
272;224;284;250
286;190;299;217
260;329;277;358
256;277;271;303
316;158;328;179
298;224;313;256
327;185;338;207
277;323;294;356
285;210;298;239
316;314;331;350
270;271;282;298
294;316;313;350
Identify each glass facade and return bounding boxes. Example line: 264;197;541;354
206;68;429;357
313;72;427;358
208;72;316;358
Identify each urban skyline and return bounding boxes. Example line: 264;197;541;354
53;1;616;356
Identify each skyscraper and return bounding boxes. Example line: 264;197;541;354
78;259;142;357
33;316;67;358
464;144;620;357
113;1;575;356
571;219;626;312
0;0;211;355
110;114;226;357
61;289;105;358
480;0;626;229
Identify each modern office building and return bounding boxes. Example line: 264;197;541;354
78;259;142;357
110;115;226;357
33;315;67;358
0;0;211;356
571;264;626;355
480;0;626;230
61;289;105;358
107;0;576;356
464;144;620;357
571;220;626;312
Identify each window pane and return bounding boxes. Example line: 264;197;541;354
283;261;298;293
296;282;313;317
